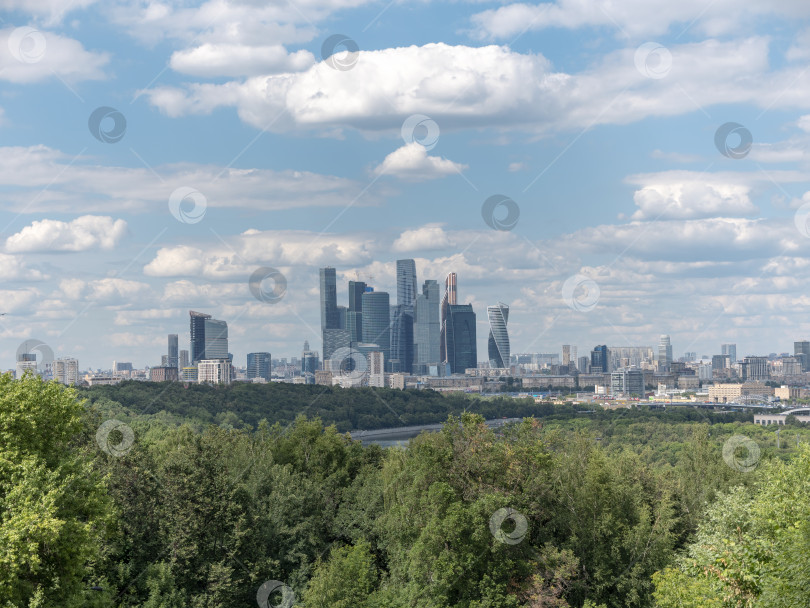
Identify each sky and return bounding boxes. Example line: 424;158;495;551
3;0;810;369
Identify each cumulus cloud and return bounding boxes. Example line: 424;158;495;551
0;253;47;280
0;27;108;83
0;0;98;24
393;224;452;252
374;143;467;180
141;37;810;139
628;175;758;221
5;216;127;252
170;43;316;77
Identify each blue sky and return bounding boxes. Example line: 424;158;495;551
2;0;810;369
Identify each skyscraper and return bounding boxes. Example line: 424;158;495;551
190;311;211;364
302;341;319;376
168;334;178;368
414;279;440;372
320;267;348;360
396;259;417;308
203;318;228;359
361;290;391;365
445;304;477;374
591;345;609;373
487;303;510;368
562;345;571;366
440;273;457;364
247;352;271;380
391;259;417;373
794;340;809;371
179;350;189;369
722;343;737;365
658;335;672;372
347;280;366;344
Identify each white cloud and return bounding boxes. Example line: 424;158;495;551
0;0;98;25
5;216;127;252
0;146;385;214
468;0;810;40
59;277;150;302
628;174;758;220
0;27;108;83
0;254;46;280
374;143;467;180
170;43;316;77
393;224;452;252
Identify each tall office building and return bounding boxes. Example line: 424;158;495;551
179;350;189;370
390;260;417;373
591;345;609;373
445;304;477;374
204;318;229;360
347;280;366;344
722;343;737;365
414;279;441;372
390;305;414;373
439;273;457;364
168;334;178;368
396;259;417;308
658;335;673;372
794;340;810;371
247;352;271;381
562;345;571;366
487;303;510;368
320;267;344;360
741;356;769;381
190;310;211;364
361;290;391;365
610;368;645;397
302;341;319;376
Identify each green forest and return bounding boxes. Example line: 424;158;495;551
3;374;810;607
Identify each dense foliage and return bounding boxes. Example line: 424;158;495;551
3;375;810;607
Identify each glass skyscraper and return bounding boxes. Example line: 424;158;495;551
347;280;366;344
658;335;672;372
439;273;457;365
390;259;417;373
414;279;440;372
591;345;609;373
361;290;391;365
396;259;417;308
445;303;477;374
320;267;346;360
487;303;510;368
189;311;211;364
247;352;271;380
189;311;228;364
168;333;178;368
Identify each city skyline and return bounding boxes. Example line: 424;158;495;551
3;3;810;369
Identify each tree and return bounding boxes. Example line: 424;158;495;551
0;373;112;607
302;540;378;608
